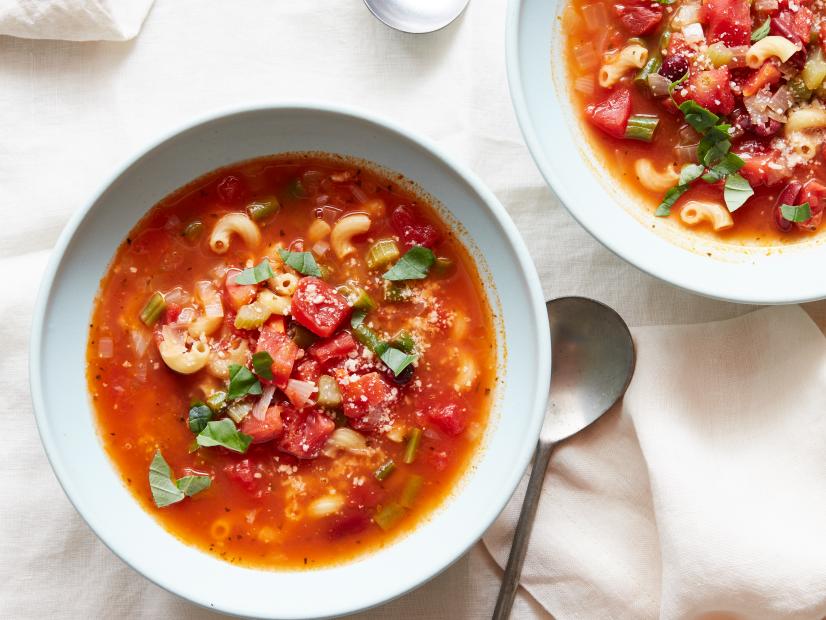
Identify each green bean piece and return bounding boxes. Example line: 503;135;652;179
374;460;396;481
391;330;416;354
634;56;662;88
352;322;389;356
337;284;376;311
247;198;281;222
373;502;405;531
317;375;343;408
139;292;166;326
365;239;401;270
624;114;660;142
205;391;227;413
182;220;204;241
290;324;318;349
384;281;411;303
403;428;422;464
399;475;424;508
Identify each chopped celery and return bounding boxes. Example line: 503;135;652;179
635;56;661;87
706;42;733;68
247;198;280;222
290;324;318;348
139;292;166;326
802;47;826;91
391;330;416;354
625;114;659;142
788;76;813;102
317;375;342;408
337;284;376;311
227;401;252;424
206;391;227;413
403;428;422;464
182;220;204;241
373;502;405;531
399;475;424;508
374;460;396;481
384;281;412;303
365;239;400;270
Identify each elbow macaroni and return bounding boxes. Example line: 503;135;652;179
209;213;262;254
257;289;291;316
207;340;250;379
269;271;299;296
746;36;799;69
331;213;371;258
159;334;210;374
599;44;648;88
307;219;331;243
785;104;826;134
786;129;823;160
635;159;680;193
679;200;734;231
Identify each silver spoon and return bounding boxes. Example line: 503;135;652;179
363;0;470;33
492;297;636;619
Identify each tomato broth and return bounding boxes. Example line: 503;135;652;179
87;154;497;569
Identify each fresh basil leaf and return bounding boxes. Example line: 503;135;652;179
176;474;212;497
752;17;771;42
698;124;732;167
227;364;262;400
277;248;322;277
234;259;275;285
196;418;253;453
188;402;213;434
701;152;745;183
679;163;705;186
149;451;185;508
678;101;720;134
723;173;754;212
383;246;435;281
780;202;812;222
252;351;274;380
380;347;418;376
655;185;690;217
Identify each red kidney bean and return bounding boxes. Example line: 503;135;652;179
773;181;802;232
752;118;782;137
659;54;689;82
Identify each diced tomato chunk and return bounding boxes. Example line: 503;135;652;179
741;62;781;98
291;277;351;338
771;8;813;45
223;459;258;494
239;405;284;444
613;0;663;35
224;268;257;310
737;147;789;188
308;331;357;364
255;319;298;388
585;88;632;139
164;302;182;324
334;370;396;432
390;205;441;249
666;32;692;57
425;401;468;436
277;406;335;459
674;68;734;116
293;358;322;383
701;0;751;47
797;180;826;231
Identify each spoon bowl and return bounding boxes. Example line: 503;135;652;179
363;0;470;33
492;297;635;619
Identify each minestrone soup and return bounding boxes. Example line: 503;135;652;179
87;154;497;569
564;0;826;243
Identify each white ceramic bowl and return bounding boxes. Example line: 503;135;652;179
29;104;550;619
507;0;826;304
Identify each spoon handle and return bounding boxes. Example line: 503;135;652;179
492;439;555;620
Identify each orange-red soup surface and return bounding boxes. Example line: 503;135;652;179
87;154;496;569
563;0;826;243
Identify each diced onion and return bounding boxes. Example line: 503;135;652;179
574;75;595;95
129;329;150;357
647;73;671;97
312;240;330;256
745;88;772;126
164;286;188;306
322;428;370;457
674;144;699;163
573;42;598;71
682;22;705;43
350;184;369;204
252;385;276;420
197;281;224;318
307;494;345;519
671;2;701;28
176;306;195;325
581;2;606;31
98;337;114;359
678;124;699;144
767;109;788;123
285;379;315;408
769;86;794;114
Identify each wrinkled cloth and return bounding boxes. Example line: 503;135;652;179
0;0;154;41
2;0;826;618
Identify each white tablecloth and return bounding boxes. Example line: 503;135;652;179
3;1;824;618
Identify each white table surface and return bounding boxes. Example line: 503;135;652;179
3;1;822;618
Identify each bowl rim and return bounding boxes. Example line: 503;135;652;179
504;0;826;305
28;101;551;618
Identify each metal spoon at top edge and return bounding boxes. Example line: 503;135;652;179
362;0;470;34
492;297;636;620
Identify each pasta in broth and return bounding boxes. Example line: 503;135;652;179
87;154;497;569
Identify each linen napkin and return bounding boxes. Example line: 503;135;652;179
0;0;154;41
484;305;826;619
